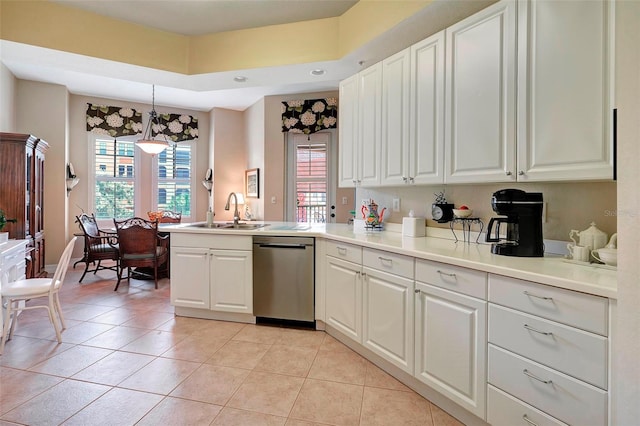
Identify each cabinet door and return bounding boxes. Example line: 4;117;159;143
325;256;362;343
338;74;359;188
516;0;613;181
381;48;411;186
445;0;517;183
362;267;414;373
358;62;382;187
410;31;445;185
210;249;252;314
170;246;210;309
415;281;487;419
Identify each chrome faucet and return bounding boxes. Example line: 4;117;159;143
224;192;241;225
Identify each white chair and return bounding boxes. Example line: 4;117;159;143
1;237;77;354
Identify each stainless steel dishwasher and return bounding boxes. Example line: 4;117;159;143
252;236;315;324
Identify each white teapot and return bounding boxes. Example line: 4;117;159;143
569;222;608;251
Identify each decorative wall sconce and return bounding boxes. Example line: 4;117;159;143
66;163;79;196
66;177;79;195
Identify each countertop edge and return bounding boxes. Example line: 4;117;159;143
165;223;617;299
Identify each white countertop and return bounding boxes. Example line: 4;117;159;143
165;222;617;299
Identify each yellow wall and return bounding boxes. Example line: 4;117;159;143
0;0;429;74
0;1;190;73
338;0;431;56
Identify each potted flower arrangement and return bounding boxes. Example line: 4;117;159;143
0;209;16;244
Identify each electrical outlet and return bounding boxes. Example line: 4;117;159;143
271;196;277;204
342;197;348;205
392;198;400;212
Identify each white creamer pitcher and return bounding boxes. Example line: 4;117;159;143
569;222;608;251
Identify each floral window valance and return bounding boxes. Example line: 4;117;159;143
152;113;198;142
282;98;337;134
86;104;143;138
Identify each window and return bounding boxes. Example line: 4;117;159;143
93;137;136;220
156;143;193;217
89;134;196;223
287;132;333;223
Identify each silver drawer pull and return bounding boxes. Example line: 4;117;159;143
378;256;393;265
522;414;538;426
523;291;553;301
414;289;421;294
436;270;456;278
337;247;347;255
523;324;553;336
523;369;553;385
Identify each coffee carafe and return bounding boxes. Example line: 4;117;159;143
485;189;544;257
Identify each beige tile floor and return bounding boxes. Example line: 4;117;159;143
0;263;464;426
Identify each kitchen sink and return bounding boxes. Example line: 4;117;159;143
188;222;269;230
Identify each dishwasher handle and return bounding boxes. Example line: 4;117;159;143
256;243;308;249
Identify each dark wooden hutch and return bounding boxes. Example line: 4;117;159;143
0;132;48;278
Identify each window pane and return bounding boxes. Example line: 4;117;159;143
295;142;327;224
296;144;327;179
95;180;135;220
94;138;136;218
157;181;191;216
157;143;192;216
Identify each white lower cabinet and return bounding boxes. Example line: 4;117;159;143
487;274;609;425
209;249;252;314
362;251;414;373
414;281;487;419
171;234;252;315
322;243;612;425
170;246;210;309
325;254;362;343
487;385;567;426
488;345;607;426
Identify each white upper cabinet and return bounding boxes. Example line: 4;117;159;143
444;0;517;183
358;62;383;187
380;48;411;186
380;31;445;187
338;63;382;187
338;74;359;188
339;0;614;186
409;31;446;185
516;0;614;181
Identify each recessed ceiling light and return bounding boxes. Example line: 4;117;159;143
310;69;326;76
233;76;248;83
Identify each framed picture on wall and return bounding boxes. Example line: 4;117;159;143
245;168;259;198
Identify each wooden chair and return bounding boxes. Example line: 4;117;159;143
1;237;77;353
113;217;168;291
76;213;119;282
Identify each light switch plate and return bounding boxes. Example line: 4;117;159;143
392;198;400;212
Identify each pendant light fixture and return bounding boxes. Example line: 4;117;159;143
136;84;170;155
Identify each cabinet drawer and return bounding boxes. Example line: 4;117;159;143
326;241;362;264
489;274;608;336
416;259;486;299
489;304;607;389
172;233;251;250
487;385;567;426
488;345;607;426
363;248;414;279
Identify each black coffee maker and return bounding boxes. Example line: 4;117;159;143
485;189;544;257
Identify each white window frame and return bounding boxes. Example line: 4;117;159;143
285;130;336;223
87;133;141;229
151;140;197;222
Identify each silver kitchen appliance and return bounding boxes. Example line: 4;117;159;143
252;236;315;325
